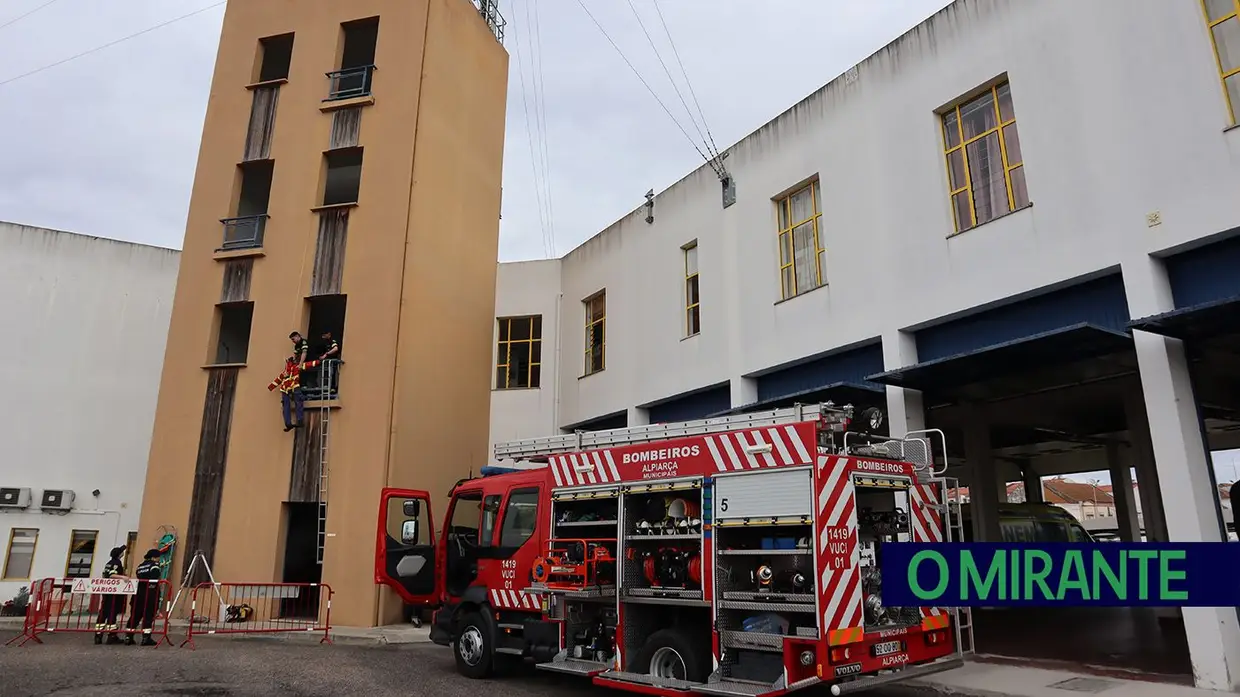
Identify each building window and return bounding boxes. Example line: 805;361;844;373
2;528;37;580
584;292;606;375
775;180;825;299
495;316;542;389
1204;0;1240;124
64;530;98;579
124;531;138;570
942;81;1029;233
683;242;700;336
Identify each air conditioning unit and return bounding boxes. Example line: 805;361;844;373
0;487;32;510
40;489;75;512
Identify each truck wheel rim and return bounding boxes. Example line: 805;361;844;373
459;626;485;666
649;647;686;680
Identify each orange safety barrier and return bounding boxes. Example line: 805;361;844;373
180;582;332;649
5;577;172;647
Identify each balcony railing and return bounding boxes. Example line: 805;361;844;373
219;215;269;250
303;359;342;402
325;65;376;101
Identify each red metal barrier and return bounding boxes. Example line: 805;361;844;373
180;582;332;649
5;577;172;647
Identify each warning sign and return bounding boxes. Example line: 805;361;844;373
70;578;137;595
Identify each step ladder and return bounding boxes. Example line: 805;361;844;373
494;403;836;461
937;476;975;654
315;360;335;565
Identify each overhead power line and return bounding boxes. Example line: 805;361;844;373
0;0;64;32
0;1;226;89
572;0;722;179
652;0;722;163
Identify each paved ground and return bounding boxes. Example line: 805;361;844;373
0;633;937;697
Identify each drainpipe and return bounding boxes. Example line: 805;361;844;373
553;290;563;432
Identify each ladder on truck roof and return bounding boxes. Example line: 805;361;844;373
493;403;837;461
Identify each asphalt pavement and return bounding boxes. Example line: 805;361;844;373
0;634;939;697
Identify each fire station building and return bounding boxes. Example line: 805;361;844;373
489;0;1240;691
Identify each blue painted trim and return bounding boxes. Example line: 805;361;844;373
1129;296;1240;342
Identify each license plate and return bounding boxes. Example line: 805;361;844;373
872;641;902;656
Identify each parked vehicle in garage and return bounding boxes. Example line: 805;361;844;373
958;502;1094;543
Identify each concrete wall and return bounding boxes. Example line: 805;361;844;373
491;0;1240;440
0;222;178;600
139;0;507;627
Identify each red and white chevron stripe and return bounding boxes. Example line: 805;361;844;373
704;425;813;472
816;455;862;632
548;451;621;487
909;482;946;621
489;588;541;611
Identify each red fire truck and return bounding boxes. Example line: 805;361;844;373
375;403;971;696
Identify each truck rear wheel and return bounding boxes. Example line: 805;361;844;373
630;627;710;684
454;610;497;679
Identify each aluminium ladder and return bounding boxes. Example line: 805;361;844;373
936;476;975;654
493;403;838;461
315;360;335;565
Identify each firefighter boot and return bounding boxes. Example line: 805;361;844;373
105;633;122;645
94;633;103;645
125;634;136;646
141;634;157;647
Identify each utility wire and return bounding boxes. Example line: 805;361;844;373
0;0;64;32
0;1;226;89
512;12;553;258
573;0;721;178
625;0;713;160
652;0;722;163
528;0;557;257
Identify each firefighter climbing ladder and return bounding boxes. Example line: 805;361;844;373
315;360;335;565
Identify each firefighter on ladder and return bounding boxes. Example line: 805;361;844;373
268;355;320;432
94;546;128;645
125;549;162;646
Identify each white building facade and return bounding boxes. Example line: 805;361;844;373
0;223;178;603
491;0;1240;689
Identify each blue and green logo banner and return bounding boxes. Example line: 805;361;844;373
880;543;1234;607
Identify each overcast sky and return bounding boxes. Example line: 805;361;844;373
0;0;954;258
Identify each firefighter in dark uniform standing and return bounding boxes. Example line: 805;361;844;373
94;545;127;645
125;549;163;646
315;330;341;398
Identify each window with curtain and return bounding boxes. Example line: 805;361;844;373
775;180;825;299
495;316;542;389
2;528;38;580
683;242;700;336
1204;0;1240;124
942;81;1029;233
584;292;606;375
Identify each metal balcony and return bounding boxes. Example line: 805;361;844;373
325;65;376;101
219;215;268;250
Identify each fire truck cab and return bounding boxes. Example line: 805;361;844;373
376;403;971;696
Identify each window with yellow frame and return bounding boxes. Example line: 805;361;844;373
2;528;38;580
683;241;700;336
495;316;542;389
775;180;825;300
584;292;606;375
1203;0;1240;124
64;530;98;579
942;81;1029;234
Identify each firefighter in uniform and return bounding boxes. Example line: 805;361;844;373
315;331;341;398
125;549;163;646
268;356;320;431
289;331;309;365
94;545;128;645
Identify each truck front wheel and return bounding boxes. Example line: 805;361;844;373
454;610;496;679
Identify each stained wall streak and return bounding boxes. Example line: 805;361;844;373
219;258;254;303
329;107;362;150
288;411;323;503
182;367;240;586
310;209;349;296
243;86;280;161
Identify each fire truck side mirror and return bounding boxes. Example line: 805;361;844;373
403;499;421;517
400;520;420;545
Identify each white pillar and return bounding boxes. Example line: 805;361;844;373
627;406;650;427
1020;462;1043;503
730;376;757;410
881;330;925;438
1105;442;1141;543
1124;257;1240;691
